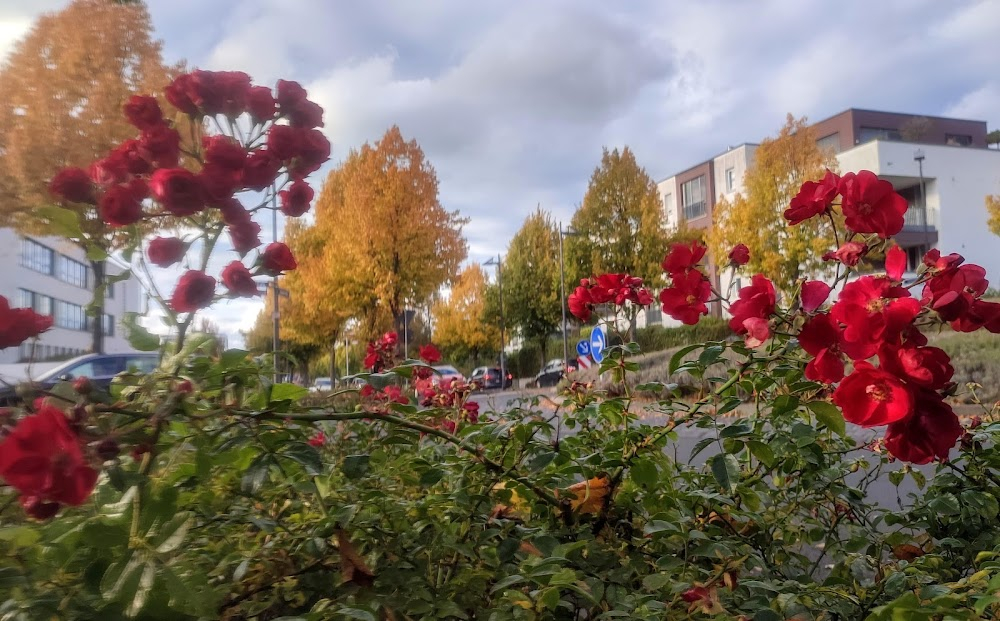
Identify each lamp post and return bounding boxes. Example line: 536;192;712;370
484;255;506;387
557;222;579;373
914;149;930;250
271;189;280;383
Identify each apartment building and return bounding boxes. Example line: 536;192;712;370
646;108;1000;328
0;228;144;363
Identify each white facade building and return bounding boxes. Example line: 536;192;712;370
0;228;144;364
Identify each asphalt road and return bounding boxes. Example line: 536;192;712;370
469;388;929;512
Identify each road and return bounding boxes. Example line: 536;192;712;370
470;388;929;511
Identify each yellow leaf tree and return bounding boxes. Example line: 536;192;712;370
432;264;501;365
987;194;1000;237
708;115;838;293
0;0;179;352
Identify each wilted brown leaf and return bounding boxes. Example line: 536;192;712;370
892;544;925;562
565;476;611;515
336;529;375;587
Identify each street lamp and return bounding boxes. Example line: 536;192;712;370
484;255;506;387
271;190;280;382
914;149;931;250
557;222;580;373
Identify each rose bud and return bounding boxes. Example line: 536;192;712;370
73;376;93;395
96;438;121;461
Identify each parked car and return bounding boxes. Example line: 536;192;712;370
310;377;332;392
531;358;575;388
432;365;466;386
470;366;513;390
0;353;159;406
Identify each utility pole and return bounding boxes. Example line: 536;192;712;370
914;149;931;251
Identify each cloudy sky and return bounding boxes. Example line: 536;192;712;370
2;0;999;344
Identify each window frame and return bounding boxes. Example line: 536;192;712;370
681;176;707;220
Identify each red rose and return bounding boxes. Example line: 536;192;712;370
822;241;867;267
139;125;181;168
72;376;92;395
267;124;299;161
89;152;130;186
165;73;199;115
279;180;314;217
217;197;250;225
419;343;442;364
243;149;282;191
123;95;164;130
922;249;964;274
682;586;711;604
113;139;153;175
742;316;771;348
20;495;61;520
0;296;53;349
728;274;776;338
247;85;276;122
308;432;326;448
568;285;594;322
170;270;217;313
878;344;954;390
259;242;297;275
229;219;262;255
221;260;260;297
289;128;331;178
885;245;906;282
799;313;845;384
98;184;143;227
49;167;95;204
662;240;707;275
832;276;921;360
884;392;962;464
659;269;711;325
0;405;98;506
921;263;989;321
784;169;839;225
833;361;912;426
839;170;908;238
728;243;750;266
800;280;831;313
199;162;242;204
188;70;251;117
147;236;187;267
150;168;206;216
594;273;653;306
287;99;324;129
203;135;246;171
952;299;1000;333
276;79;308;111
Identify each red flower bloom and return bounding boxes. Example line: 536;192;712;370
308;432;326;448
838;170;908;238
364;332;398;372
659;270;711;325
884;392;962;464
247;85;277;122
288;128;331;178
728;243;750;266
98;184;144;227
822;241;867;267
784;169;840;225
950;299;1000;333
594;273;654;306
267;124;300;161
188;70;252;117
922;249;964;274
682;586;711;604
801;280;831;313
419;343;442;364
799;313;845;384
49;167;95;204
218;197;250;226
113;139;153;175
165;73;199;115
0;296;53;349
279;180;314;217
885;245;906;281
203;135;247;171
150;168;206;216
742;317;771;348
259;242;297;275
728;274;776;340
921;263;989;321
170;270;217;313
229;219;262;255
662;240;707;275
20;495;61;520
0;405;98;506
221;261;260;297
123;95;163;130
878;344;954;390
287;99;324;129
199;162;243;204
568;285;593;322
139;124;181;168
243;149;283;191
833;361;912;426
276;79;309;111
832;276;921;360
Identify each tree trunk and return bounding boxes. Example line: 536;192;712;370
90;259;105;354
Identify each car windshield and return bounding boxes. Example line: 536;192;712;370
434;366;459;375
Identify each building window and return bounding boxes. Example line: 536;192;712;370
945;133;972;147
54;300;87;331
104;314;115;338
18;289;53;316
859;127;902;143
20;238;54;275
817;132;841;153
681;176;707;220
662;192;673;214
56;255;89;288
725;167;736;192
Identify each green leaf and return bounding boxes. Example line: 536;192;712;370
220;349;250;369
747;441;775;468
0;526;40;548
342;455;370;479
491;574;526;593
122;312;161;352
710;453;740;494
753;610;784;621
642;573;670;591
630;458;658;487
496;537;521;563
36;204;83;239
807;401;846;436
698;344;724;367
271;383;308;402
152;511;192;554
669;344;703;375
87;245;110;261
281;442;323;475
419;468;445;486
241;454;273;495
335;609;376;621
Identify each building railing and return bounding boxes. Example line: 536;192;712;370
903;205;928;227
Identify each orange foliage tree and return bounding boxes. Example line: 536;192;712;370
432;264;500;365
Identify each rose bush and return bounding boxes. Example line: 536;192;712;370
5;74;1000;621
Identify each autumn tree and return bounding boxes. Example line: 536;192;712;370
504;208;561;366
0;0;178;352
567;146;669;286
708;115;837;293
987;194;1000;237
311;126;467;343
432;264;500;365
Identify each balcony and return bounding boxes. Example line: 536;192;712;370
903;205;927;227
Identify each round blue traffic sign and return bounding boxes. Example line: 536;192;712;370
589;326;606;363
576;339;591;357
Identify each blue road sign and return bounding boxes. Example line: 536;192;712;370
576;339;591;357
590;326;606;363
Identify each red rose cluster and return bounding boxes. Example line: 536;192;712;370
48;70;331;315
567;273;654;323
0;295;53;349
0;405;98;519
363;332;399;373
359;383;411;415
658;240;713;326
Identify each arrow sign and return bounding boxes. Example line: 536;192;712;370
576;339;591;357
590;326;606;364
